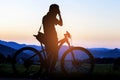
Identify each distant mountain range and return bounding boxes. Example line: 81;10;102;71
0;40;40;57
0;40;120;59
89;48;120;58
0;40;40;50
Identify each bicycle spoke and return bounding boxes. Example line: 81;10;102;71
12;47;43;76
61;47;94;75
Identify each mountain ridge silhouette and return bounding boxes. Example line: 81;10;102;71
0;40;120;58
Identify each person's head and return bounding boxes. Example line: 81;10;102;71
49;4;60;14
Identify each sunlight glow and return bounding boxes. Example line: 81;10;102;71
0;0;120;48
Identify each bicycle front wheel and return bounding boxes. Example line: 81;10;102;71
61;47;94;76
12;47;43;76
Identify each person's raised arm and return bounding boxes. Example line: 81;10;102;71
57;10;63;26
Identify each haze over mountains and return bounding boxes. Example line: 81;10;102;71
0;40;120;59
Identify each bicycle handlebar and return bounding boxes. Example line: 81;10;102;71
64;31;71;39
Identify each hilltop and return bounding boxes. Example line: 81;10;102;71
0;40;120;59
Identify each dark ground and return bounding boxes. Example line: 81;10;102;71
0;72;120;80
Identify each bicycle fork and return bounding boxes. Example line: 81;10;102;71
70;49;82;69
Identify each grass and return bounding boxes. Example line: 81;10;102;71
0;63;120;79
0;64;13;74
93;64;120;75
93;64;113;74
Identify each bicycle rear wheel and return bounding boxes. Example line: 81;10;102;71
61;47;94;76
12;47;43;76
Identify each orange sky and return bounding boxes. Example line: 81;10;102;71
0;0;120;48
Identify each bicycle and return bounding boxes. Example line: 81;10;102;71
12;31;94;76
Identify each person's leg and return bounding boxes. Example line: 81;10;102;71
49;43;58;72
44;45;52;72
45;37;58;73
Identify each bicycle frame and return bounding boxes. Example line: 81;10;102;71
38;31;71;60
33;31;78;68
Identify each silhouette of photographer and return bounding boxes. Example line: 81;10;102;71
42;4;63;72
